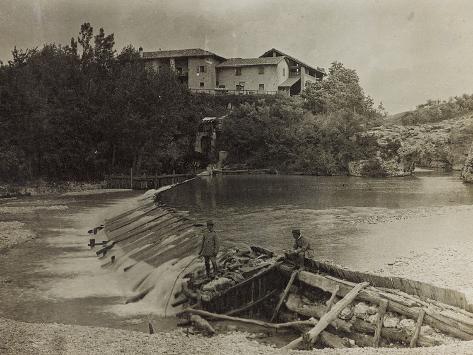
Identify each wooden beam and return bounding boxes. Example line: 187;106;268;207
326;285;340;312
270;270;299;322
410;309;425;348
226;289;278;316
285;293;352;333
180;308;349;348
373;299;388;347
181;308;316;329
286;268;473;341
283;282;369;350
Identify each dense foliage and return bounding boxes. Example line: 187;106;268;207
0;28;385;182
399;94;473;125
0;24;211;183
220;62;383;175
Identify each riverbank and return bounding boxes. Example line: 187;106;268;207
0;180;107;197
3;316;473;355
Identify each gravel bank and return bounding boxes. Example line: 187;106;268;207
2;317;473;355
0;221;35;253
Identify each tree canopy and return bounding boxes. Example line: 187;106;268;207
0;23;208;183
301;61;377;118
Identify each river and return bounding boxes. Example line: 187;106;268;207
159;171;473;272
2;172;473;333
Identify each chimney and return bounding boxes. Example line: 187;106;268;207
139;47;143;58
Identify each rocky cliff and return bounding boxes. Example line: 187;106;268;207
349;129;416;177
461;142;473;183
350;114;473;177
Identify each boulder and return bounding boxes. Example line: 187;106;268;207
367;305;378;315
354;302;371;317
202;277;233;292
398;318;415;330
461;142;473;183
383;313;400;328
339;306;354;320
367;314;378;324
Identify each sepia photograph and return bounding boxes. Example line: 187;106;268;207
2;0;473;354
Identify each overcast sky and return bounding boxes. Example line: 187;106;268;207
1;0;473;113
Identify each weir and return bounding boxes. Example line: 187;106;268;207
91;183;202;316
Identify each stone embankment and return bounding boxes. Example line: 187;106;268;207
461;142;473;183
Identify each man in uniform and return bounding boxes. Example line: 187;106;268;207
199;220;220;277
291;228;311;268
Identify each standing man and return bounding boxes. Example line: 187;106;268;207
291;228;311;268
199;220;220;277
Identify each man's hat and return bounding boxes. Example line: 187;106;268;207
292;228;300;234
207;220;214;226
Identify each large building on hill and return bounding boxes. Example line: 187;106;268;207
139;47;325;95
215;57;288;94
260;48;325;95
140;48;225;91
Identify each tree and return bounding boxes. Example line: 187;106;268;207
301;62;376;117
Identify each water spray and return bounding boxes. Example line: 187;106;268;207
164;255;200;318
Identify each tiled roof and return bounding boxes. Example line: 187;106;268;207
278;76;301;87
260;48;325;75
142;48;225;60
216;57;284;68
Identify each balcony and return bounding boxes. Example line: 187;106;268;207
190;88;278;95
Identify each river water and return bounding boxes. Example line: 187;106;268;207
160;171;473;272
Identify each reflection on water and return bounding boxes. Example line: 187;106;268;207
159;172;473;271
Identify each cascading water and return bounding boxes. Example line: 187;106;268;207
95;183;203;317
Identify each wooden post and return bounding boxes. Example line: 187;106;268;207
373;299;388;347
148;321;155;334
283;282;369;350
130;167;133;189
89;239;95;248
271;270;298;322
410;309;426;348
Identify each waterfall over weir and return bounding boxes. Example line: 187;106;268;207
94;184;202;316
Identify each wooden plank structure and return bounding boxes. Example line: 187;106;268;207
201;262;285;315
291;254;473;312
105;173;195;190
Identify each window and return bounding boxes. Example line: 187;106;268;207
235;67;242;76
200;82;204;87
259;84;264;91
258;66;264;74
197;65;206;73
236;82;245;91
283;68;285;77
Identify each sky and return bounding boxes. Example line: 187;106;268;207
1;0;473;113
